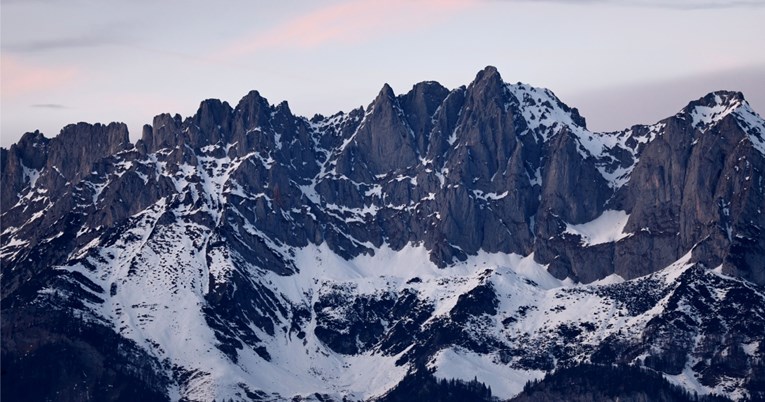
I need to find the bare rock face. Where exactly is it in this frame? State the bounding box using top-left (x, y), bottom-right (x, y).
top-left (47, 122), bottom-right (132, 182)
top-left (2, 68), bottom-right (765, 401)
top-left (606, 91), bottom-right (765, 285)
top-left (1, 123), bottom-right (130, 213)
top-left (336, 84), bottom-right (420, 182)
top-left (399, 81), bottom-right (450, 156)
top-left (447, 66), bottom-right (519, 185)
top-left (1, 131), bottom-right (49, 213)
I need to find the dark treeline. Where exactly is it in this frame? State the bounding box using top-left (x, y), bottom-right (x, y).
top-left (377, 367), bottom-right (496, 402)
top-left (510, 364), bottom-right (733, 402)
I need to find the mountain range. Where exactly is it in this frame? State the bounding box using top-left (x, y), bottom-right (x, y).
top-left (2, 66), bottom-right (764, 401)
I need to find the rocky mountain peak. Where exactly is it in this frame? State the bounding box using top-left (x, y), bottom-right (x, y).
top-left (376, 83), bottom-right (396, 102)
top-left (669, 90), bottom-right (765, 155)
top-left (175, 98), bottom-right (236, 151)
top-left (15, 129), bottom-right (49, 149)
top-left (0, 131), bottom-right (49, 212)
top-left (473, 65), bottom-right (502, 85)
top-left (334, 82), bottom-right (420, 180)
top-left (2, 68), bottom-right (765, 402)
top-left (466, 65), bottom-right (507, 106)
top-left (139, 113), bottom-right (180, 154)
top-left (275, 100), bottom-right (292, 116)
top-left (685, 90), bottom-right (746, 110)
top-left (195, 98), bottom-right (233, 132)
top-left (234, 89), bottom-right (272, 128)
top-left (9, 130), bottom-right (49, 169)
top-left (399, 81), bottom-right (450, 121)
top-left (47, 122), bottom-right (131, 181)
top-left (679, 90), bottom-right (748, 130)
top-left (367, 82), bottom-right (402, 117)
top-left (398, 81), bottom-right (450, 156)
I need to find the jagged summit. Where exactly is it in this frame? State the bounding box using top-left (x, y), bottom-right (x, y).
top-left (2, 67), bottom-right (765, 402)
top-left (673, 90), bottom-right (765, 154)
top-left (685, 89), bottom-right (746, 109)
top-left (7, 70), bottom-right (757, 156)
top-left (376, 82), bottom-right (396, 100)
top-left (681, 90), bottom-right (747, 127)
top-left (474, 65), bottom-right (502, 83)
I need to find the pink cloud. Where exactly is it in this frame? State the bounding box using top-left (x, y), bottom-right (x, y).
top-left (219, 0), bottom-right (475, 59)
top-left (1, 55), bottom-right (78, 98)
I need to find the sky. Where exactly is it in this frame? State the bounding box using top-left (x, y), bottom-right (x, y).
top-left (2, 0), bottom-right (764, 147)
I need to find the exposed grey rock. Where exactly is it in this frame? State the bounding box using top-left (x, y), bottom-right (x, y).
top-left (45, 122), bottom-right (132, 184)
top-left (0, 131), bottom-right (49, 213)
top-left (399, 80), bottom-right (450, 156)
top-left (336, 83), bottom-right (420, 182)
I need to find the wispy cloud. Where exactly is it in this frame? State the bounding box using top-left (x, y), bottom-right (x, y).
top-left (1, 55), bottom-right (78, 97)
top-left (7, 35), bottom-right (113, 53)
top-left (218, 0), bottom-right (474, 59)
top-left (30, 103), bottom-right (69, 109)
top-left (0, 0), bottom-right (57, 3)
top-left (3, 24), bottom-right (131, 53)
top-left (498, 0), bottom-right (765, 9)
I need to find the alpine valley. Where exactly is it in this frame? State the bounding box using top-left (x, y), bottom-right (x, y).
top-left (2, 67), bottom-right (765, 402)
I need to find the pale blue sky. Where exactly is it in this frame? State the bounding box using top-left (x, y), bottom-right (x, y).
top-left (2, 0), bottom-right (764, 146)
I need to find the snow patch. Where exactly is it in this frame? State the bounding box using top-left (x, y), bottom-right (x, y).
top-left (591, 273), bottom-right (625, 285)
top-left (665, 366), bottom-right (711, 398)
top-left (473, 190), bottom-right (509, 201)
top-left (690, 95), bottom-right (738, 129)
top-left (21, 163), bottom-right (41, 188)
top-left (564, 210), bottom-right (631, 246)
top-left (733, 102), bottom-right (765, 155)
top-left (431, 348), bottom-right (545, 400)
top-left (658, 250), bottom-right (695, 284)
